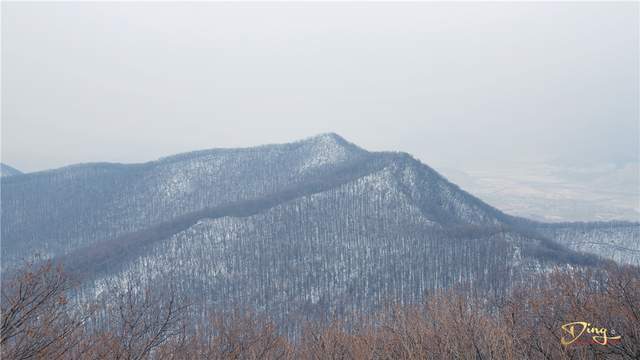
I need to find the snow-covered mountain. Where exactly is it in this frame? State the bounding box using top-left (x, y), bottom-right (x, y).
top-left (1, 134), bottom-right (369, 267)
top-left (1, 134), bottom-right (637, 322)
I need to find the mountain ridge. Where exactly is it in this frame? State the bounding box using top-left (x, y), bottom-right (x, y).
top-left (0, 133), bottom-right (364, 179)
top-left (53, 151), bottom-right (602, 279)
top-left (1, 134), bottom-right (638, 324)
top-left (2, 134), bottom-right (637, 268)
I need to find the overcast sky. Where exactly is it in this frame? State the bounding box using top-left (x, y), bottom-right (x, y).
top-left (2, 2), bottom-right (638, 173)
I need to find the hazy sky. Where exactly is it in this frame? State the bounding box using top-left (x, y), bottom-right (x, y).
top-left (2, 2), bottom-right (638, 173)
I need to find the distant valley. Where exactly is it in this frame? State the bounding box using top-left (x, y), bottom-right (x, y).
top-left (440, 161), bottom-right (639, 222)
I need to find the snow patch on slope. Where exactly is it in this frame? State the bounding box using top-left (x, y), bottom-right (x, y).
top-left (298, 134), bottom-right (359, 173)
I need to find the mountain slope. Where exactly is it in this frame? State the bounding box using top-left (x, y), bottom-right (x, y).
top-left (1, 134), bottom-right (369, 267)
top-left (3, 133), bottom-right (514, 268)
top-left (533, 221), bottom-right (640, 266)
top-left (1, 134), bottom-right (636, 323)
top-left (64, 150), bottom-right (600, 325)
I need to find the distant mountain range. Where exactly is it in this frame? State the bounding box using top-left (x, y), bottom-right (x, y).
top-left (0, 163), bottom-right (22, 177)
top-left (1, 134), bottom-right (638, 323)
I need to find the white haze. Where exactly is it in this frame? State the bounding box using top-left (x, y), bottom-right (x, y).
top-left (2, 2), bottom-right (638, 221)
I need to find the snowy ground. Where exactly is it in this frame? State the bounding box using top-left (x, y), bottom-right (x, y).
top-left (439, 161), bottom-right (639, 222)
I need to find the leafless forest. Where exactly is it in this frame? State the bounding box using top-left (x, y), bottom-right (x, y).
top-left (2, 137), bottom-right (639, 359)
top-left (2, 259), bottom-right (638, 359)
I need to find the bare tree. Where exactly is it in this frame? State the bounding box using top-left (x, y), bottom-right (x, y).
top-left (97, 280), bottom-right (187, 360)
top-left (1, 261), bottom-right (87, 360)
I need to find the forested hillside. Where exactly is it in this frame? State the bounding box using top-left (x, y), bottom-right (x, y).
top-left (534, 221), bottom-right (640, 266)
top-left (3, 260), bottom-right (639, 359)
top-left (1, 134), bottom-right (637, 328)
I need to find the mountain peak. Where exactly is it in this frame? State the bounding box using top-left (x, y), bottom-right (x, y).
top-left (302, 132), bottom-right (364, 153)
top-left (313, 132), bottom-right (345, 141)
top-left (303, 132), bottom-right (347, 145)
top-left (293, 133), bottom-right (368, 172)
